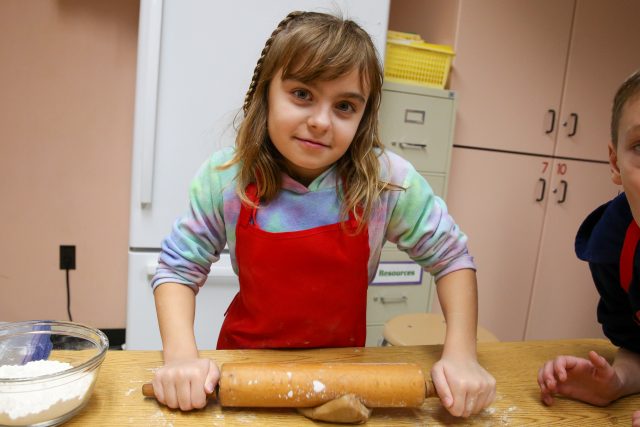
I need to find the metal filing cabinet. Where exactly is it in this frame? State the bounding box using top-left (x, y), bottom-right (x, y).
top-left (366, 81), bottom-right (456, 346)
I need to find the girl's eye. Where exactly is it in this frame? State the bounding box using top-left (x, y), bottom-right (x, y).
top-left (292, 89), bottom-right (311, 100)
top-left (336, 101), bottom-right (356, 113)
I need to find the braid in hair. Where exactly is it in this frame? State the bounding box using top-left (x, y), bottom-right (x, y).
top-left (242, 11), bottom-right (305, 114)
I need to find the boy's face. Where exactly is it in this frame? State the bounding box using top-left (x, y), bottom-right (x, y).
top-left (610, 94), bottom-right (640, 223)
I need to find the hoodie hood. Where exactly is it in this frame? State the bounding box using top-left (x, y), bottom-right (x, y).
top-left (575, 193), bottom-right (631, 264)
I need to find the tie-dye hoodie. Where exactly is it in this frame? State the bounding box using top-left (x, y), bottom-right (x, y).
top-left (152, 147), bottom-right (475, 292)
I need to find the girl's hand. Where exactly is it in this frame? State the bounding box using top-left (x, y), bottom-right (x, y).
top-left (537, 351), bottom-right (623, 406)
top-left (632, 409), bottom-right (640, 427)
top-left (431, 355), bottom-right (496, 417)
top-left (152, 358), bottom-right (220, 411)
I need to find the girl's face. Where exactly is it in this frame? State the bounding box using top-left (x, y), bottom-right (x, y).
top-left (267, 68), bottom-right (369, 185)
top-left (610, 94), bottom-right (640, 223)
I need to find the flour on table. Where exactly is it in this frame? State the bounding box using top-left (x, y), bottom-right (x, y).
top-left (501, 406), bottom-right (517, 425)
top-left (236, 413), bottom-right (257, 424)
top-left (0, 360), bottom-right (94, 425)
top-left (150, 409), bottom-right (175, 427)
top-left (483, 407), bottom-right (496, 415)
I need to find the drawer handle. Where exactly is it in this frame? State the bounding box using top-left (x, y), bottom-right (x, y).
top-left (404, 109), bottom-right (425, 124)
top-left (391, 142), bottom-right (427, 150)
top-left (553, 179), bottom-right (568, 204)
top-left (374, 296), bottom-right (408, 304)
top-left (545, 109), bottom-right (556, 134)
top-left (563, 113), bottom-right (578, 137)
top-left (536, 178), bottom-right (546, 202)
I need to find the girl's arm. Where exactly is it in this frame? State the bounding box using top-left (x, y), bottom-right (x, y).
top-left (155, 282), bottom-right (199, 360)
top-left (380, 158), bottom-right (494, 415)
top-left (431, 268), bottom-right (496, 417)
top-left (151, 283), bottom-right (220, 411)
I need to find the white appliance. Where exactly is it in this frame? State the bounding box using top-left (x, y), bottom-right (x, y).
top-left (125, 0), bottom-right (390, 350)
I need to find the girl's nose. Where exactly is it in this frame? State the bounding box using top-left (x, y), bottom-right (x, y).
top-left (307, 105), bottom-right (331, 132)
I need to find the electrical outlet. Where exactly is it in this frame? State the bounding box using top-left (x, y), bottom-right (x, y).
top-left (59, 245), bottom-right (76, 270)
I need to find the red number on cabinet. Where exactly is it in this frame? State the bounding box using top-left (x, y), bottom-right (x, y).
top-left (556, 163), bottom-right (567, 175)
top-left (541, 161), bottom-right (549, 173)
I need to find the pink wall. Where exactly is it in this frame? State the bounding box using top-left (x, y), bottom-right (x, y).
top-left (0, 0), bottom-right (139, 328)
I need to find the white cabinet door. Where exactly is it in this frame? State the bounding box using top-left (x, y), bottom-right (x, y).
top-left (445, 147), bottom-right (552, 340)
top-left (554, 0), bottom-right (640, 162)
top-left (451, 0), bottom-right (575, 155)
top-left (525, 160), bottom-right (620, 339)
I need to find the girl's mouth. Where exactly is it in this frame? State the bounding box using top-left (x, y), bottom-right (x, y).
top-left (295, 137), bottom-right (328, 148)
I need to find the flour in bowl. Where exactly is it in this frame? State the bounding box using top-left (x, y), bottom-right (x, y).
top-left (0, 359), bottom-right (95, 425)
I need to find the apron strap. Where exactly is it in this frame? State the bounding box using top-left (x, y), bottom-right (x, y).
top-left (620, 219), bottom-right (640, 293)
top-left (341, 176), bottom-right (364, 231)
top-left (346, 206), bottom-right (363, 230)
top-left (238, 183), bottom-right (260, 227)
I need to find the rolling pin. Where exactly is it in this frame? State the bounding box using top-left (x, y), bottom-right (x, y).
top-left (142, 362), bottom-right (437, 408)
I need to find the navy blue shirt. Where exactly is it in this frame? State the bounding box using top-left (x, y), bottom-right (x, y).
top-left (576, 192), bottom-right (640, 354)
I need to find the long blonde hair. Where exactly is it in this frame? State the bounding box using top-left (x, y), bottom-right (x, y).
top-left (222, 11), bottom-right (387, 232)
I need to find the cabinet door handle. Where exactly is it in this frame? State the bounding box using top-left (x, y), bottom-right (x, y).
top-left (564, 113), bottom-right (579, 137)
top-left (374, 296), bottom-right (408, 304)
top-left (555, 179), bottom-right (568, 203)
top-left (392, 142), bottom-right (427, 150)
top-left (545, 109), bottom-right (556, 134)
top-left (536, 178), bottom-right (546, 202)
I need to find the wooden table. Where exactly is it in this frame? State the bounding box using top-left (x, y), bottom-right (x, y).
top-left (67, 339), bottom-right (639, 426)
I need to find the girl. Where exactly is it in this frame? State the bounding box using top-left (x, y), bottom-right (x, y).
top-left (151, 11), bottom-right (496, 418)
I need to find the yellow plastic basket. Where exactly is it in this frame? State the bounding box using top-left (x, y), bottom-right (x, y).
top-left (386, 30), bottom-right (423, 41)
top-left (384, 36), bottom-right (455, 89)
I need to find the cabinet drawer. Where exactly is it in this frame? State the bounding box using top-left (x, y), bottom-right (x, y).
top-left (380, 89), bottom-right (454, 173)
top-left (365, 324), bottom-right (385, 347)
top-left (367, 249), bottom-right (432, 325)
top-left (366, 283), bottom-right (430, 325)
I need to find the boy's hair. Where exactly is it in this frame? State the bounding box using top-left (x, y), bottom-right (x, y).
top-left (222, 11), bottom-right (386, 232)
top-left (612, 70), bottom-right (640, 147)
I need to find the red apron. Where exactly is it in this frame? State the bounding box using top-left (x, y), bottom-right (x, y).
top-left (217, 183), bottom-right (370, 349)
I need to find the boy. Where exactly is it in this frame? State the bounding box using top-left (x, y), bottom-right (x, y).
top-left (537, 70), bottom-right (640, 426)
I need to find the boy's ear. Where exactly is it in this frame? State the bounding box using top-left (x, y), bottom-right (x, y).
top-left (608, 142), bottom-right (622, 185)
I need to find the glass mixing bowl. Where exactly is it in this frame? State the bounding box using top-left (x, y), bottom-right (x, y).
top-left (0, 320), bottom-right (108, 427)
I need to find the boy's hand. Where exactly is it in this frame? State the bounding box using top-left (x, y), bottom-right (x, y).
top-left (537, 351), bottom-right (623, 406)
top-left (633, 410), bottom-right (640, 427)
top-left (431, 355), bottom-right (496, 418)
top-left (152, 358), bottom-right (220, 410)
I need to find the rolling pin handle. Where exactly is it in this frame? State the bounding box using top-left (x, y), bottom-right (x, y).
top-left (142, 383), bottom-right (154, 397)
top-left (425, 379), bottom-right (438, 398)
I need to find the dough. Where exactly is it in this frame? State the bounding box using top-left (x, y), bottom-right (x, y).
top-left (297, 394), bottom-right (372, 424)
